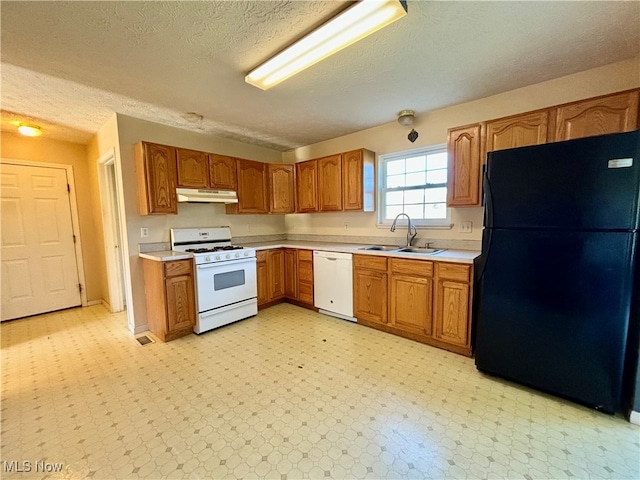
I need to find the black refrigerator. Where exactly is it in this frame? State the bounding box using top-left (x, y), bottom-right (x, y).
top-left (474, 130), bottom-right (640, 414)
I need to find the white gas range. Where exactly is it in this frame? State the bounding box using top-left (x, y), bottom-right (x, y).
top-left (171, 227), bottom-right (257, 334)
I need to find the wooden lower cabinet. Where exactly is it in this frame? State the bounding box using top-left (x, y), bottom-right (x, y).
top-left (433, 263), bottom-right (472, 351)
top-left (284, 249), bottom-right (298, 299)
top-left (257, 248), bottom-right (314, 309)
top-left (142, 259), bottom-right (195, 342)
top-left (353, 255), bottom-right (473, 356)
top-left (257, 249), bottom-right (284, 307)
top-left (388, 259), bottom-right (433, 336)
top-left (353, 255), bottom-right (388, 325)
top-left (297, 249), bottom-right (314, 307)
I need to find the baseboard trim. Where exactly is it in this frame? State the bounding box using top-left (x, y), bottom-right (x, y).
top-left (630, 410), bottom-right (640, 425)
top-left (133, 324), bottom-right (149, 335)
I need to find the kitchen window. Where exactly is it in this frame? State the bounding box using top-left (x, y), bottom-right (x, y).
top-left (377, 144), bottom-right (451, 228)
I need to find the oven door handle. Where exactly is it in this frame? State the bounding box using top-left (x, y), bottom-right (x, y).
top-left (196, 257), bottom-right (257, 270)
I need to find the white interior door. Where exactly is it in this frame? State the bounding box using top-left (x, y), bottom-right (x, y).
top-left (1, 163), bottom-right (81, 321)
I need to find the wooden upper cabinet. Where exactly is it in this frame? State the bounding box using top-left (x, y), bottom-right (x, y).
top-left (135, 141), bottom-right (177, 215)
top-left (553, 90), bottom-right (640, 141)
top-left (317, 154), bottom-right (343, 211)
top-left (176, 148), bottom-right (209, 188)
top-left (209, 154), bottom-right (237, 190)
top-left (447, 124), bottom-right (482, 207)
top-left (342, 149), bottom-right (375, 212)
top-left (485, 110), bottom-right (550, 153)
top-left (227, 159), bottom-right (269, 214)
top-left (296, 160), bottom-right (318, 213)
top-left (269, 164), bottom-right (295, 214)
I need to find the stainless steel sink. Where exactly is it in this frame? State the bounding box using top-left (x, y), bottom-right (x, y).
top-left (358, 245), bottom-right (445, 255)
top-left (394, 247), bottom-right (444, 254)
top-left (357, 245), bottom-right (401, 251)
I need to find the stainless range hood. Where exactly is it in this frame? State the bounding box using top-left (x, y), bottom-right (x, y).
top-left (176, 188), bottom-right (238, 204)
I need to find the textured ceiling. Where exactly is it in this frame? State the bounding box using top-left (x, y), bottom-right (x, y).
top-left (1, 1), bottom-right (639, 151)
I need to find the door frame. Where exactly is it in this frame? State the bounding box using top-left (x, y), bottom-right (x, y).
top-left (0, 159), bottom-right (88, 307)
top-left (97, 149), bottom-right (126, 312)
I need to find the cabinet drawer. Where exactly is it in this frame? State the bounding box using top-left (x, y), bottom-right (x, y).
top-left (353, 254), bottom-right (388, 272)
top-left (436, 263), bottom-right (470, 282)
top-left (256, 250), bottom-right (267, 263)
top-left (299, 261), bottom-right (313, 283)
top-left (164, 260), bottom-right (192, 277)
top-left (390, 258), bottom-right (433, 277)
top-left (299, 282), bottom-right (314, 304)
top-left (298, 249), bottom-right (313, 262)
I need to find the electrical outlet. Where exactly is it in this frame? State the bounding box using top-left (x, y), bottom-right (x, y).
top-left (247, 224), bottom-right (251, 232)
top-left (140, 227), bottom-right (149, 238)
top-left (344, 222), bottom-right (349, 230)
top-left (460, 221), bottom-right (473, 233)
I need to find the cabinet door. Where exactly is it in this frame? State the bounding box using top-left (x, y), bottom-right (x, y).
top-left (269, 164), bottom-right (295, 213)
top-left (284, 249), bottom-right (298, 299)
top-left (317, 154), bottom-right (343, 211)
top-left (268, 249), bottom-right (285, 300)
top-left (236, 159), bottom-right (269, 213)
top-left (554, 90), bottom-right (640, 141)
top-left (176, 148), bottom-right (209, 188)
top-left (353, 268), bottom-right (387, 324)
top-left (343, 149), bottom-right (375, 212)
top-left (446, 124), bottom-right (482, 207)
top-left (135, 142), bottom-right (177, 214)
top-left (486, 110), bottom-right (549, 153)
top-left (257, 252), bottom-right (269, 306)
top-left (209, 154), bottom-right (237, 190)
top-left (297, 250), bottom-right (314, 306)
top-left (296, 160), bottom-right (318, 212)
top-left (165, 274), bottom-right (195, 333)
top-left (433, 279), bottom-right (470, 347)
top-left (389, 274), bottom-right (433, 335)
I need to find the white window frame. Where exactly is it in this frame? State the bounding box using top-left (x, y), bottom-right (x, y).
top-left (377, 144), bottom-right (452, 229)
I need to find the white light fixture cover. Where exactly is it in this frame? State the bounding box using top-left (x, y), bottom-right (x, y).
top-left (246, 0), bottom-right (408, 90)
top-left (17, 124), bottom-right (42, 136)
top-left (397, 109), bottom-right (415, 126)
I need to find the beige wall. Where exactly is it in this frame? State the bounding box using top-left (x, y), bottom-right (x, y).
top-left (283, 57), bottom-right (640, 243)
top-left (87, 114), bottom-right (124, 316)
top-left (114, 114), bottom-right (286, 331)
top-left (1, 131), bottom-right (104, 304)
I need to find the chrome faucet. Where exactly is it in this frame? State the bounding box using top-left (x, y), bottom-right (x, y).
top-left (390, 213), bottom-right (417, 247)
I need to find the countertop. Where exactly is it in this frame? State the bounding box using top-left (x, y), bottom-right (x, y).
top-left (139, 250), bottom-right (193, 262)
top-left (139, 241), bottom-right (480, 264)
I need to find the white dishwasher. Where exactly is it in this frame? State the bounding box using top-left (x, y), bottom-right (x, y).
top-left (313, 251), bottom-right (356, 322)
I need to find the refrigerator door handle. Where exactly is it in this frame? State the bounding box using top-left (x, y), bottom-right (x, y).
top-left (478, 168), bottom-right (494, 281)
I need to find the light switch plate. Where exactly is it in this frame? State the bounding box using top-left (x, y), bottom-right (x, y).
top-left (460, 221), bottom-right (473, 233)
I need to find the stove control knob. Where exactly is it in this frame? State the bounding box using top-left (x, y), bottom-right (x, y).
top-left (205, 255), bottom-right (211, 262)
top-left (235, 253), bottom-right (240, 258)
top-left (244, 252), bottom-right (249, 257)
top-left (225, 253), bottom-right (231, 259)
top-left (215, 255), bottom-right (221, 261)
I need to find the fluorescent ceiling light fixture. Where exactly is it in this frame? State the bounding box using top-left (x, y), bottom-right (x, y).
top-left (246, 0), bottom-right (408, 90)
top-left (17, 123), bottom-right (42, 136)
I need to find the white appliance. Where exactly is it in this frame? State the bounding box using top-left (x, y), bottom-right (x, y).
top-left (313, 251), bottom-right (356, 322)
top-left (170, 227), bottom-right (257, 334)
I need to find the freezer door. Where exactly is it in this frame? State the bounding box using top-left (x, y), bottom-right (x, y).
top-left (475, 229), bottom-right (636, 413)
top-left (485, 130), bottom-right (640, 231)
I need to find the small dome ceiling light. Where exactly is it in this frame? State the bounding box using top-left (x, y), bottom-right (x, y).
top-left (397, 110), bottom-right (415, 126)
top-left (18, 123), bottom-right (42, 137)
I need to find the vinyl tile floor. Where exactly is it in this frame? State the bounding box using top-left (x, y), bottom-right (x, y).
top-left (1, 303), bottom-right (639, 479)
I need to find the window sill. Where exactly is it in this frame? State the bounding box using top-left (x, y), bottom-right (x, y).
top-left (376, 223), bottom-right (453, 230)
